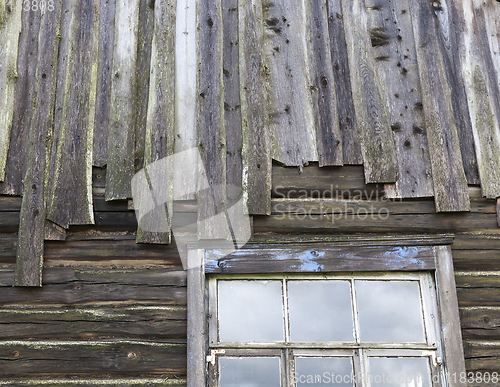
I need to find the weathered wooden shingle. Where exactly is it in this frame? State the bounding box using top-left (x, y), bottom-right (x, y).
top-left (437, 0), bottom-right (480, 186)
top-left (105, 0), bottom-right (141, 200)
top-left (223, 0), bottom-right (243, 204)
top-left (308, 0), bottom-right (343, 166)
top-left (93, 0), bottom-right (116, 168)
top-left (0, 0), bottom-right (22, 181)
top-left (239, 0), bottom-right (272, 215)
top-left (14, 4), bottom-right (63, 286)
top-left (198, 0), bottom-right (231, 239)
top-left (0, 7), bottom-right (40, 196)
top-left (136, 0), bottom-right (177, 244)
top-left (341, 0), bottom-right (399, 184)
top-left (326, 0), bottom-right (362, 165)
top-left (364, 0), bottom-right (433, 199)
top-left (46, 0), bottom-right (98, 229)
top-left (455, 0), bottom-right (500, 199)
top-left (409, 0), bottom-right (470, 212)
top-left (263, 0), bottom-right (319, 166)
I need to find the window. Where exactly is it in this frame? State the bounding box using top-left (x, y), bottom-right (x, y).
top-left (186, 240), bottom-right (466, 387)
top-left (207, 273), bottom-right (443, 387)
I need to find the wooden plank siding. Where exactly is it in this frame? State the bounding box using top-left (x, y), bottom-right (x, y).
top-left (408, 0), bottom-right (470, 212)
top-left (46, 0), bottom-right (98, 229)
top-left (341, 0), bottom-right (398, 183)
top-left (105, 0), bottom-right (141, 201)
top-left (14, 4), bottom-right (63, 286)
top-left (0, 0), bottom-right (22, 180)
top-left (136, 0), bottom-right (176, 244)
top-left (1, 0), bottom-right (500, 381)
top-left (455, 0), bottom-right (500, 199)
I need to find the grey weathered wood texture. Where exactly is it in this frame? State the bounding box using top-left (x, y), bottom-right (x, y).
top-left (308, 0), bottom-right (342, 167)
top-left (93, 0), bottom-right (116, 168)
top-left (223, 0), bottom-right (243, 201)
top-left (262, 0), bottom-right (318, 166)
top-left (14, 4), bottom-right (63, 287)
top-left (341, 0), bottom-right (398, 184)
top-left (325, 0), bottom-right (361, 165)
top-left (136, 0), bottom-right (176, 244)
top-left (364, 0), bottom-right (433, 198)
top-left (187, 249), bottom-right (206, 387)
top-left (205, 245), bottom-right (436, 274)
top-left (198, 0), bottom-right (230, 240)
top-left (434, 245), bottom-right (467, 387)
top-left (134, 0), bottom-right (155, 161)
top-left (436, 0), bottom-right (479, 186)
top-left (46, 0), bottom-right (98, 229)
top-left (0, 0), bottom-right (22, 180)
top-left (455, 0), bottom-right (500, 199)
top-left (0, 7), bottom-right (41, 196)
top-left (105, 0), bottom-right (140, 200)
top-left (408, 0), bottom-right (470, 212)
top-left (239, 0), bottom-right (272, 215)
top-left (0, 340), bottom-right (186, 376)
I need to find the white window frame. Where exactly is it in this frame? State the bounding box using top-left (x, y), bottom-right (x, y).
top-left (186, 236), bottom-right (466, 387)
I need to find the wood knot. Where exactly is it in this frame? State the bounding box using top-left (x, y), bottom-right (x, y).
top-left (404, 139), bottom-right (411, 148)
top-left (207, 18), bottom-right (213, 28)
top-left (12, 351), bottom-right (19, 357)
top-left (482, 316), bottom-right (490, 323)
top-left (320, 75), bottom-right (328, 88)
top-left (127, 352), bottom-right (137, 359)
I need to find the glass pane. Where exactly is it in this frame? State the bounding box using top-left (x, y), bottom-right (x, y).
top-left (356, 281), bottom-right (426, 343)
top-left (288, 280), bottom-right (354, 342)
top-left (368, 357), bottom-right (432, 387)
top-left (218, 280), bottom-right (284, 342)
top-left (295, 357), bottom-right (354, 387)
top-left (219, 357), bottom-right (281, 387)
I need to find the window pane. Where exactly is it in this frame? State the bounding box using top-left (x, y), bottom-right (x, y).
top-left (368, 357), bottom-right (432, 387)
top-left (288, 280), bottom-right (354, 342)
top-left (218, 280), bottom-right (284, 342)
top-left (295, 357), bottom-right (354, 387)
top-left (219, 357), bottom-right (281, 387)
top-left (356, 281), bottom-right (426, 343)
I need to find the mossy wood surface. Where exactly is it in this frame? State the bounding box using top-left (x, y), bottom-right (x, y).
top-left (14, 4), bottom-right (63, 287)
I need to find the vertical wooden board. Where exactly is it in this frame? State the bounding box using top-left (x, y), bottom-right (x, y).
top-left (187, 249), bottom-right (206, 387)
top-left (363, 0), bottom-right (433, 198)
top-left (198, 0), bottom-right (230, 239)
top-left (239, 0), bottom-right (272, 215)
top-left (262, 0), bottom-right (318, 166)
top-left (435, 0), bottom-right (479, 186)
top-left (0, 7), bottom-right (41, 196)
top-left (46, 0), bottom-right (98, 229)
top-left (173, 0), bottom-right (198, 201)
top-left (308, 0), bottom-right (342, 167)
top-left (136, 0), bottom-right (176, 244)
top-left (456, 0), bottom-right (500, 199)
top-left (0, 0), bottom-right (22, 180)
top-left (325, 0), bottom-right (361, 165)
top-left (14, 3), bottom-right (63, 287)
top-left (408, 0), bottom-right (470, 212)
top-left (223, 0), bottom-right (243, 202)
top-left (434, 246), bottom-right (467, 387)
top-left (341, 0), bottom-right (398, 184)
top-left (134, 0), bottom-right (155, 164)
top-left (105, 0), bottom-right (140, 200)
top-left (93, 0), bottom-right (116, 168)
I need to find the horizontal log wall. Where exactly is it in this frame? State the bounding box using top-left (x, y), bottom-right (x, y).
top-left (0, 267), bottom-right (186, 384)
top-left (2, 165), bottom-right (500, 380)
